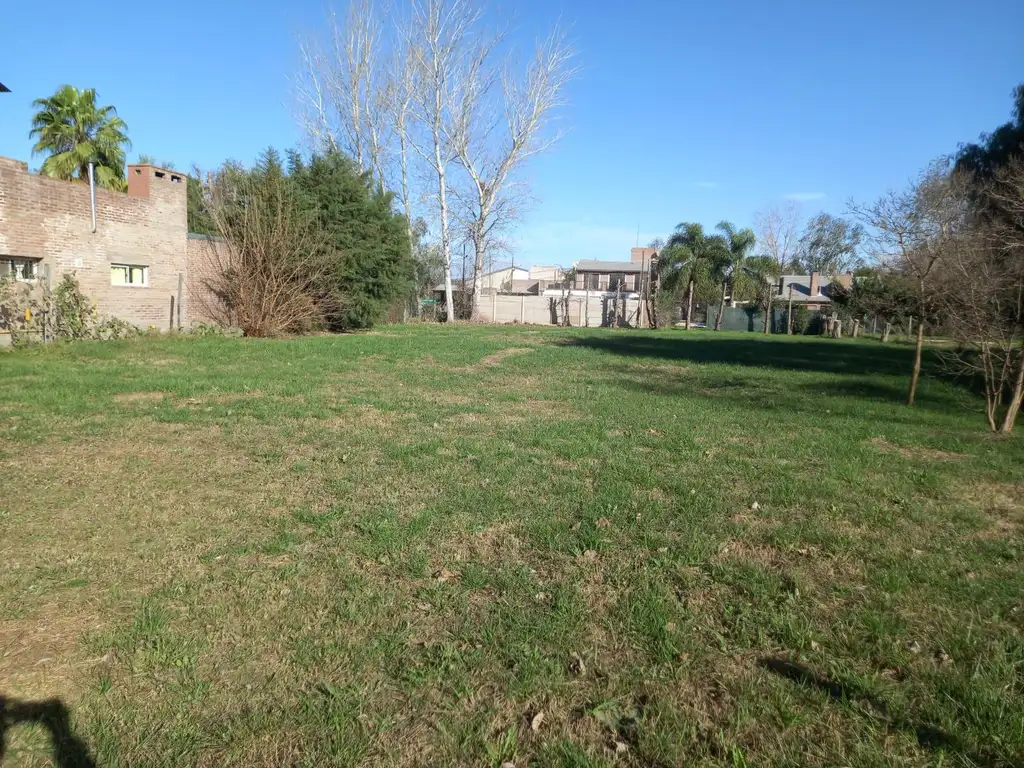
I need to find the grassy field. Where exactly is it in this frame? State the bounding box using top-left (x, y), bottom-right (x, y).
top-left (1, 325), bottom-right (1023, 767)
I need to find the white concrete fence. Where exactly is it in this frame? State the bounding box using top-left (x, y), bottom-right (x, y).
top-left (478, 293), bottom-right (647, 327)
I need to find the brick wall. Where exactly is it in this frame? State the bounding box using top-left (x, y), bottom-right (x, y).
top-left (0, 157), bottom-right (191, 330)
top-left (185, 234), bottom-right (233, 325)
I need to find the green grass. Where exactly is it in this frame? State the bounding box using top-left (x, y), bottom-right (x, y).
top-left (1, 325), bottom-right (1022, 766)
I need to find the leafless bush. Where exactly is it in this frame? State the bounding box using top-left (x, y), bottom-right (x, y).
top-left (936, 160), bottom-right (1024, 432)
top-left (202, 168), bottom-right (339, 337)
top-left (848, 158), bottom-right (969, 405)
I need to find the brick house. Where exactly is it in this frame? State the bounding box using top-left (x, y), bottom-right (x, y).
top-left (0, 155), bottom-right (223, 336)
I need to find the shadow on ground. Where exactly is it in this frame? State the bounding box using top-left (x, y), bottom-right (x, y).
top-left (0, 696), bottom-right (95, 768)
top-left (559, 333), bottom-right (918, 378)
top-left (758, 658), bottom-right (1003, 767)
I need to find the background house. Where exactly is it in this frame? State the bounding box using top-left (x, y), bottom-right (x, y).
top-left (541, 247), bottom-right (657, 298)
top-left (777, 270), bottom-right (853, 310)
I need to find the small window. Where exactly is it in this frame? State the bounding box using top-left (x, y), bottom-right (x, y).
top-left (4, 257), bottom-right (40, 282)
top-left (581, 273), bottom-right (599, 290)
top-left (111, 264), bottom-right (148, 287)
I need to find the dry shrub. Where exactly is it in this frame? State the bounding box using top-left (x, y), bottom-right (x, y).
top-left (201, 165), bottom-right (341, 337)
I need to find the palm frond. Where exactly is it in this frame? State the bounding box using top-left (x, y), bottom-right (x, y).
top-left (29, 84), bottom-right (129, 187)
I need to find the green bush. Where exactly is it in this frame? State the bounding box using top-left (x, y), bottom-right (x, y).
top-left (789, 305), bottom-right (811, 335)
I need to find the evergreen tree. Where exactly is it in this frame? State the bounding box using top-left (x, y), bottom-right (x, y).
top-left (291, 152), bottom-right (414, 329)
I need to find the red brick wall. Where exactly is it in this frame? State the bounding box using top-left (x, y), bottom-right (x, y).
top-left (0, 157), bottom-right (190, 330)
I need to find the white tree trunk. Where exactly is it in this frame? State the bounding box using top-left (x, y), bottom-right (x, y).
top-left (438, 164), bottom-right (455, 323)
top-left (471, 229), bottom-right (485, 321)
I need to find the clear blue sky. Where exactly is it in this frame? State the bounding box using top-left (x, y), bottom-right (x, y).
top-left (1, 0), bottom-right (1021, 266)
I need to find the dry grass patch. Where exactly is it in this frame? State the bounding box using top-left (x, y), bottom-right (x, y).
top-left (447, 521), bottom-right (527, 567)
top-left (459, 347), bottom-right (536, 371)
top-left (0, 421), bottom-right (303, 698)
top-left (179, 390), bottom-right (265, 406)
top-left (112, 391), bottom-right (165, 404)
top-left (868, 436), bottom-right (965, 462)
top-left (715, 539), bottom-right (787, 569)
top-left (959, 481), bottom-right (1024, 539)
top-left (0, 604), bottom-right (107, 699)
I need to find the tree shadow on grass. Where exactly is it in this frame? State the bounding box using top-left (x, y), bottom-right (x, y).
top-left (0, 696), bottom-right (95, 767)
top-left (757, 658), bottom-right (1004, 767)
top-left (559, 333), bottom-right (921, 378)
top-left (604, 362), bottom-right (965, 424)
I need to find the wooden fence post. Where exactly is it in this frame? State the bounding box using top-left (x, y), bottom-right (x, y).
top-left (521, 294), bottom-right (526, 324)
top-left (169, 296), bottom-right (175, 331)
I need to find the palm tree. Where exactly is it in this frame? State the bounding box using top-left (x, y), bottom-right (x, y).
top-left (712, 221), bottom-right (757, 331)
top-left (30, 85), bottom-right (130, 191)
top-left (659, 222), bottom-right (728, 329)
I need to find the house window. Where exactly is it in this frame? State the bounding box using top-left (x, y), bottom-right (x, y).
top-left (581, 273), bottom-right (599, 290)
top-left (111, 264), bottom-right (148, 287)
top-left (4, 257), bottom-right (40, 282)
top-left (608, 272), bottom-right (627, 291)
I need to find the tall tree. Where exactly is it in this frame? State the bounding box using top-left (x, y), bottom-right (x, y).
top-left (450, 27), bottom-right (577, 319)
top-left (30, 85), bottom-right (130, 191)
top-left (660, 222), bottom-right (727, 330)
top-left (291, 152), bottom-right (414, 329)
top-left (712, 221), bottom-right (756, 331)
top-left (294, 0), bottom-right (574, 325)
top-left (849, 158), bottom-right (967, 406)
top-left (937, 156), bottom-right (1024, 432)
top-left (755, 202), bottom-right (801, 275)
top-left (407, 0), bottom-right (487, 323)
top-left (956, 83), bottom-right (1024, 181)
top-left (795, 212), bottom-right (864, 274)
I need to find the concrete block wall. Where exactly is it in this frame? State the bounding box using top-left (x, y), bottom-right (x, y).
top-left (0, 157), bottom-right (190, 330)
top-left (478, 294), bottom-right (645, 327)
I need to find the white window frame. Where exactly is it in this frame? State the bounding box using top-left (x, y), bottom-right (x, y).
top-left (111, 263), bottom-right (149, 288)
top-left (4, 257), bottom-right (40, 282)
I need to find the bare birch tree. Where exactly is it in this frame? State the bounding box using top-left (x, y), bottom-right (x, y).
top-left (450, 27), bottom-right (577, 319)
top-left (384, 19), bottom-right (419, 238)
top-left (295, 0), bottom-right (575, 325)
top-left (402, 0), bottom-right (490, 323)
top-left (755, 201), bottom-right (801, 274)
top-left (294, 0), bottom-right (388, 181)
